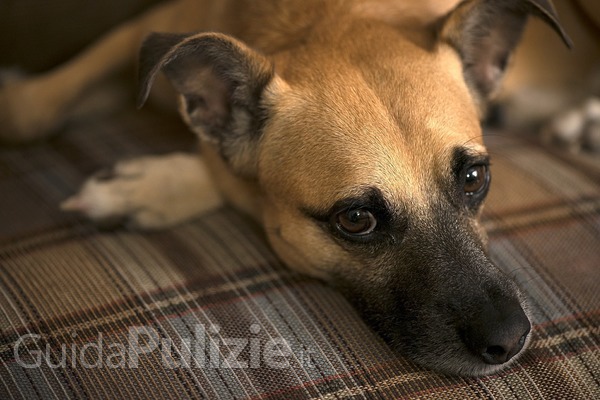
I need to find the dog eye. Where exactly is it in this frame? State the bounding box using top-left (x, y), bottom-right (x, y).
top-left (333, 208), bottom-right (377, 236)
top-left (463, 164), bottom-right (489, 196)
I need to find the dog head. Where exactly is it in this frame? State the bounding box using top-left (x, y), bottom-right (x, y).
top-left (138, 0), bottom-right (569, 376)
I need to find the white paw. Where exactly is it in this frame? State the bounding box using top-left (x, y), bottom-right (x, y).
top-left (62, 153), bottom-right (222, 229)
top-left (542, 97), bottom-right (600, 154)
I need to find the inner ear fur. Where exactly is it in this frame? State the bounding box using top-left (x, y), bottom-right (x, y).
top-left (137, 32), bottom-right (276, 176)
top-left (440, 0), bottom-right (572, 113)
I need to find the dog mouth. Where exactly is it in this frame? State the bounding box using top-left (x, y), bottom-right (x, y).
top-left (394, 297), bottom-right (532, 377)
top-left (328, 217), bottom-right (532, 377)
top-left (344, 282), bottom-right (533, 377)
top-left (393, 327), bottom-right (532, 378)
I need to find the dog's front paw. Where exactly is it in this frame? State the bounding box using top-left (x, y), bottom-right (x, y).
top-left (62, 154), bottom-right (222, 229)
top-left (542, 97), bottom-right (600, 154)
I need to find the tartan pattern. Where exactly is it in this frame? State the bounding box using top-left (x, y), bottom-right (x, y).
top-left (0, 111), bottom-right (599, 399)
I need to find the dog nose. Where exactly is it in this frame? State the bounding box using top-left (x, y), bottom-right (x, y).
top-left (480, 322), bottom-right (530, 365)
top-left (463, 300), bottom-right (531, 365)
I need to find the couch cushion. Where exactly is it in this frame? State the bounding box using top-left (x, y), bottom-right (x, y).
top-left (1, 110), bottom-right (599, 399)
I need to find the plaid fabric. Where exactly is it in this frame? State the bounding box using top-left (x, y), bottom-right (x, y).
top-left (0, 110), bottom-right (599, 399)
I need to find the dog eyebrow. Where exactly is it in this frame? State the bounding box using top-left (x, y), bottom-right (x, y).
top-left (452, 147), bottom-right (490, 176)
top-left (302, 187), bottom-right (392, 223)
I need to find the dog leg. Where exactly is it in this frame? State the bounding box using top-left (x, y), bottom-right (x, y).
top-left (62, 153), bottom-right (222, 229)
top-left (542, 97), bottom-right (600, 154)
top-left (0, 0), bottom-right (187, 142)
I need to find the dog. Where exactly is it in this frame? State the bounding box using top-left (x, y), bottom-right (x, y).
top-left (0, 0), bottom-right (572, 376)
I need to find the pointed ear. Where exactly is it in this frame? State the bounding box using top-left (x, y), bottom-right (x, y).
top-left (137, 32), bottom-right (279, 176)
top-left (440, 0), bottom-right (572, 112)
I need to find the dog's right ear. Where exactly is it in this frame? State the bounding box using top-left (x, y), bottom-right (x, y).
top-left (137, 32), bottom-right (282, 177)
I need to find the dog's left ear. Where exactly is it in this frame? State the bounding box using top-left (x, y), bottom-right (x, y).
top-left (137, 32), bottom-right (280, 176)
top-left (440, 0), bottom-right (572, 112)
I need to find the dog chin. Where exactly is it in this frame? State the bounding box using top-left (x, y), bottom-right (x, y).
top-left (390, 331), bottom-right (532, 377)
top-left (416, 350), bottom-right (526, 377)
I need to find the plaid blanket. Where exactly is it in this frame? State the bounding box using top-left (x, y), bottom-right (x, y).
top-left (1, 110), bottom-right (599, 399)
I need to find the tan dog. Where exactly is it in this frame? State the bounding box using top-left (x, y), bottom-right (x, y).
top-left (0, 0), bottom-right (571, 376)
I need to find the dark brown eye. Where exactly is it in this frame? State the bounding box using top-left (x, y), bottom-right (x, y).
top-left (464, 164), bottom-right (489, 195)
top-left (335, 208), bottom-right (377, 236)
